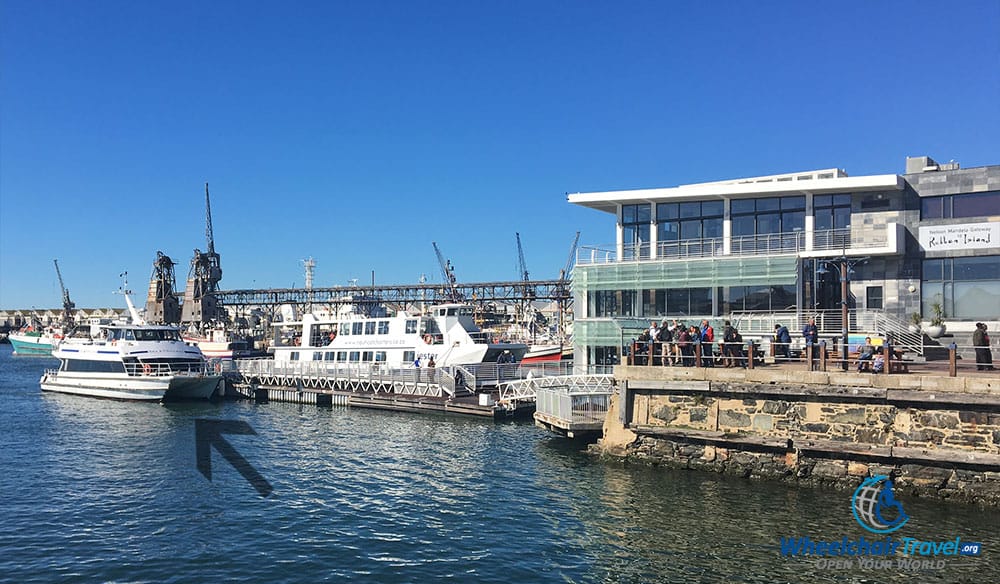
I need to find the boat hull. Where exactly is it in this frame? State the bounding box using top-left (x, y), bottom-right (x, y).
top-left (39, 371), bottom-right (222, 402)
top-left (9, 333), bottom-right (55, 356)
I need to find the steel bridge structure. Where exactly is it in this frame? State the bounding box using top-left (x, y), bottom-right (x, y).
top-left (215, 278), bottom-right (572, 316)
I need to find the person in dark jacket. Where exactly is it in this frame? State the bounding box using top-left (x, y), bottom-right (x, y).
top-left (774, 324), bottom-right (791, 361)
top-left (973, 323), bottom-right (995, 371)
top-left (803, 318), bottom-right (819, 369)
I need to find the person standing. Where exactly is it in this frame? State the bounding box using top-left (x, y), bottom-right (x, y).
top-left (428, 357), bottom-right (437, 382)
top-left (700, 320), bottom-right (715, 367)
top-left (414, 356), bottom-right (421, 382)
top-left (803, 318), bottom-right (819, 369)
top-left (773, 323), bottom-right (791, 361)
top-left (973, 323), bottom-right (995, 371)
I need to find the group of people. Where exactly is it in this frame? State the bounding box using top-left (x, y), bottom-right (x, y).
top-left (635, 319), bottom-right (748, 367)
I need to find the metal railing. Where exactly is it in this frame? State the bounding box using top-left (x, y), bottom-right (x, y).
top-left (577, 228), bottom-right (882, 265)
top-left (124, 361), bottom-right (208, 377)
top-left (535, 386), bottom-right (612, 427)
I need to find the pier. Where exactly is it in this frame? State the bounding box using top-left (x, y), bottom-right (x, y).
top-left (221, 359), bottom-right (596, 420)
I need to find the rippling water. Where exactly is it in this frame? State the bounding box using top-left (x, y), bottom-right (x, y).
top-left (2, 346), bottom-right (998, 583)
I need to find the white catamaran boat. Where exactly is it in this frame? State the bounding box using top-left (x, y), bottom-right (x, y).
top-left (39, 288), bottom-right (222, 402)
top-left (270, 303), bottom-right (528, 368)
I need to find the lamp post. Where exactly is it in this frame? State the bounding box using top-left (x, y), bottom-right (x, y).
top-left (816, 255), bottom-right (869, 370)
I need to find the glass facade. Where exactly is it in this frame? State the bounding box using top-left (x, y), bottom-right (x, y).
top-left (622, 204), bottom-right (650, 260)
top-left (921, 190), bottom-right (1000, 220)
top-left (731, 196), bottom-right (806, 237)
top-left (921, 255), bottom-right (1000, 320)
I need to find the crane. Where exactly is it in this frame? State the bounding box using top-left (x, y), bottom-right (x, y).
top-left (431, 242), bottom-right (461, 302)
top-left (53, 259), bottom-right (75, 324)
top-left (558, 231), bottom-right (581, 281)
top-left (515, 232), bottom-right (529, 282)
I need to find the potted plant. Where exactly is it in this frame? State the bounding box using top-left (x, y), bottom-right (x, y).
top-left (925, 302), bottom-right (946, 338)
top-left (908, 312), bottom-right (922, 334)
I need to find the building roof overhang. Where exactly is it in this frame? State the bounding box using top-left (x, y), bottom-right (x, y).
top-left (567, 173), bottom-right (905, 214)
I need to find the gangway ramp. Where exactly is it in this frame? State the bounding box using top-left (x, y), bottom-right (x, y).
top-left (498, 373), bottom-right (614, 438)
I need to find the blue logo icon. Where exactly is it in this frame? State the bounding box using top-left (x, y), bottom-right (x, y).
top-left (852, 475), bottom-right (909, 534)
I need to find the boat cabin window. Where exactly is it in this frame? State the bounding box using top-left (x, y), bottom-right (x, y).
top-left (124, 329), bottom-right (136, 341)
top-left (313, 352), bottom-right (323, 361)
top-left (290, 352), bottom-right (300, 361)
top-left (375, 351), bottom-right (386, 362)
top-left (403, 350), bottom-right (415, 363)
top-left (349, 351), bottom-right (360, 362)
top-left (324, 352), bottom-right (335, 361)
top-left (340, 323), bottom-right (351, 336)
top-left (105, 329), bottom-right (122, 341)
top-left (362, 351), bottom-right (373, 362)
top-left (132, 329), bottom-right (181, 341)
top-left (405, 320), bottom-right (417, 334)
top-left (337, 351), bottom-right (347, 361)
top-left (352, 322), bottom-right (363, 335)
top-left (377, 321), bottom-right (390, 335)
top-left (364, 322), bottom-right (376, 335)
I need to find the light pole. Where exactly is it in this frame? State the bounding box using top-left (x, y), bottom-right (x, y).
top-left (816, 255), bottom-right (869, 370)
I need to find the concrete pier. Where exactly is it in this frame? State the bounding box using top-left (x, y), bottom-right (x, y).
top-left (596, 365), bottom-right (1000, 505)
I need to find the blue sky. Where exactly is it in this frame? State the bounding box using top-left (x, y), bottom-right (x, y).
top-left (2, 1), bottom-right (998, 309)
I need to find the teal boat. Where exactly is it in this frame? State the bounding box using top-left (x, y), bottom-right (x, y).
top-left (8, 328), bottom-right (58, 356)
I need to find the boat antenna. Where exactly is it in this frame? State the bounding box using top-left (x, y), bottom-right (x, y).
top-left (117, 271), bottom-right (145, 325)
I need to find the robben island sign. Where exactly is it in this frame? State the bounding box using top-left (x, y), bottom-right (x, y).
top-left (919, 221), bottom-right (999, 252)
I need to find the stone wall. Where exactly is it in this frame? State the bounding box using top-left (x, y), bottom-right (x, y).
top-left (595, 366), bottom-right (1000, 505)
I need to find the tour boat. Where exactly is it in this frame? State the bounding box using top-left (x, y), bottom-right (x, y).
top-left (39, 290), bottom-right (221, 402)
top-left (521, 344), bottom-right (573, 364)
top-left (183, 327), bottom-right (256, 359)
top-left (269, 302), bottom-right (529, 368)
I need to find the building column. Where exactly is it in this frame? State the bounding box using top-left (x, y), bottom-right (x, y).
top-left (805, 193), bottom-right (814, 252)
top-left (616, 205), bottom-right (624, 261)
top-left (723, 199), bottom-right (732, 255)
top-left (649, 216), bottom-right (658, 259)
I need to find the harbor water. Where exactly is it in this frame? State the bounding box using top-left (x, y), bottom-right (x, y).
top-left (1, 346), bottom-right (998, 583)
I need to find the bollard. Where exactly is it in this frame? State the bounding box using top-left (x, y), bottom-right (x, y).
top-left (885, 343), bottom-right (893, 375)
top-left (819, 341), bottom-right (828, 371)
top-left (806, 343), bottom-right (813, 371)
top-left (949, 343), bottom-right (957, 377)
top-left (746, 341), bottom-right (755, 370)
top-left (695, 343), bottom-right (702, 368)
top-left (649, 341), bottom-right (656, 367)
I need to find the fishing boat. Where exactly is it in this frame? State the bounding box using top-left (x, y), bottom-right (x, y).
top-left (8, 325), bottom-right (62, 356)
top-left (270, 302), bottom-right (528, 368)
top-left (39, 287), bottom-right (221, 402)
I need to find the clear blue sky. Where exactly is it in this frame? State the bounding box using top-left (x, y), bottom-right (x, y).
top-left (2, 1), bottom-right (998, 309)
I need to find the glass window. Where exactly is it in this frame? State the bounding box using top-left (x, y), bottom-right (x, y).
top-left (732, 215), bottom-right (756, 237)
top-left (679, 202), bottom-right (701, 218)
top-left (702, 200), bottom-right (724, 216)
top-left (378, 321), bottom-right (390, 334)
top-left (782, 211), bottom-right (805, 232)
top-left (954, 256), bottom-right (1000, 281)
top-left (337, 351), bottom-right (347, 361)
top-left (405, 320), bottom-right (417, 334)
top-left (375, 351), bottom-right (386, 362)
top-left (866, 286), bottom-right (884, 310)
top-left (657, 203), bottom-right (679, 220)
top-left (362, 351), bottom-right (373, 362)
top-left (290, 352), bottom-right (299, 361)
top-left (364, 321), bottom-right (376, 335)
top-left (313, 352), bottom-right (322, 361)
top-left (349, 351), bottom-right (360, 362)
top-left (954, 191), bottom-right (1000, 218)
top-left (756, 198), bottom-right (780, 212)
top-left (352, 322), bottom-right (363, 335)
top-left (657, 221), bottom-right (679, 242)
top-left (703, 218), bottom-right (723, 239)
top-left (731, 199), bottom-right (755, 214)
top-left (324, 352), bottom-right (335, 361)
top-left (921, 255), bottom-right (1000, 320)
top-left (680, 220), bottom-right (702, 240)
top-left (340, 323), bottom-right (350, 335)
top-left (781, 196), bottom-right (806, 210)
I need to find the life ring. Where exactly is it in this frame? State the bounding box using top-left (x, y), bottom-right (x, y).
top-left (142, 363), bottom-right (152, 375)
top-left (424, 334), bottom-right (433, 344)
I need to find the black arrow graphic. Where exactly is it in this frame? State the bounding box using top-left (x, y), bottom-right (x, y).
top-left (195, 419), bottom-right (273, 497)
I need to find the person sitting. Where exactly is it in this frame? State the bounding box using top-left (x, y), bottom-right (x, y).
top-left (856, 337), bottom-right (875, 372)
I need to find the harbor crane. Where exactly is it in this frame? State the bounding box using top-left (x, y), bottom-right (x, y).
top-left (431, 242), bottom-right (462, 302)
top-left (53, 259), bottom-right (75, 324)
top-left (515, 232), bottom-right (536, 300)
top-left (181, 183), bottom-right (225, 325)
top-left (558, 231), bottom-right (581, 281)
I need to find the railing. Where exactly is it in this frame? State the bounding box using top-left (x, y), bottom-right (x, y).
top-left (577, 228), bottom-right (884, 265)
top-left (535, 386), bottom-right (612, 427)
top-left (730, 309), bottom-right (924, 356)
top-left (499, 372), bottom-right (614, 402)
top-left (125, 361), bottom-right (208, 377)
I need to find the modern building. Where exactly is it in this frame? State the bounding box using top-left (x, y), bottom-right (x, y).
top-left (568, 156), bottom-right (1000, 367)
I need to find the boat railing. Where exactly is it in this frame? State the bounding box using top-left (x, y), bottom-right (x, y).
top-left (124, 361), bottom-right (208, 377)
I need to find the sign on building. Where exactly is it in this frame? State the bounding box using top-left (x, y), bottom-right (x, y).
top-left (918, 222), bottom-right (999, 252)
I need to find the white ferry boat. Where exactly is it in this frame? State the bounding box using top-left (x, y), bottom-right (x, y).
top-left (39, 290), bottom-right (221, 402)
top-left (270, 303), bottom-right (528, 368)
